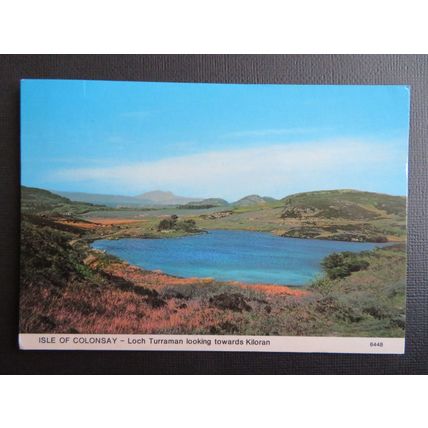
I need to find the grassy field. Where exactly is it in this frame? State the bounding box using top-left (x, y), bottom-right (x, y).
top-left (82, 206), bottom-right (227, 219)
top-left (20, 186), bottom-right (406, 337)
top-left (78, 189), bottom-right (406, 243)
top-left (195, 190), bottom-right (406, 243)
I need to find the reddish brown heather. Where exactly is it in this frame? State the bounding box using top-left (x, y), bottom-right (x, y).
top-left (20, 247), bottom-right (311, 335)
top-left (97, 259), bottom-right (307, 296)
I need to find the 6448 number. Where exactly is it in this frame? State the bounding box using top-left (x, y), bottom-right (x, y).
top-left (370, 341), bottom-right (384, 347)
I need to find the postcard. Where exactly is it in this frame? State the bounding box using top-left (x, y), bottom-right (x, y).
top-left (19, 80), bottom-right (409, 353)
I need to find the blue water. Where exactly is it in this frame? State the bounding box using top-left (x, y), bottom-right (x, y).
top-left (92, 230), bottom-right (387, 286)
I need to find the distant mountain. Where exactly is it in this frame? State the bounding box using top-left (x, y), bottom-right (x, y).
top-left (51, 189), bottom-right (203, 207)
top-left (183, 198), bottom-right (230, 208)
top-left (52, 191), bottom-right (152, 208)
top-left (232, 194), bottom-right (278, 207)
top-left (135, 190), bottom-right (202, 206)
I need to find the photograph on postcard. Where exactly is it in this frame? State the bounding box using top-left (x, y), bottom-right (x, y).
top-left (19, 80), bottom-right (409, 353)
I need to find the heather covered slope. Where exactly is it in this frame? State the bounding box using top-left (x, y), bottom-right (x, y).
top-left (19, 186), bottom-right (406, 337)
top-left (278, 189), bottom-right (406, 242)
top-left (281, 189), bottom-right (405, 220)
top-left (20, 212), bottom-right (405, 336)
top-left (42, 186), bottom-right (407, 243)
top-left (198, 189), bottom-right (406, 243)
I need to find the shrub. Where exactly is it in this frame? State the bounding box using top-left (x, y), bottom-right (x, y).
top-left (157, 216), bottom-right (199, 233)
top-left (321, 252), bottom-right (370, 280)
top-left (177, 219), bottom-right (197, 232)
top-left (157, 216), bottom-right (178, 231)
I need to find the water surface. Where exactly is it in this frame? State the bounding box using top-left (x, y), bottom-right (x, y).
top-left (92, 230), bottom-right (386, 286)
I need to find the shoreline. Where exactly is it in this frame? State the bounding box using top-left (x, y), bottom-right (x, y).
top-left (81, 220), bottom-right (403, 245)
top-left (87, 247), bottom-right (309, 297)
top-left (83, 225), bottom-right (401, 295)
top-left (21, 207), bottom-right (406, 337)
top-left (70, 220), bottom-right (310, 293)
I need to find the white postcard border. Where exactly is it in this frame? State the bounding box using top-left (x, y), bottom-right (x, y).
top-left (19, 334), bottom-right (405, 354)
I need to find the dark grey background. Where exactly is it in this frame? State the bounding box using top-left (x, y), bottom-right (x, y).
top-left (0, 55), bottom-right (426, 374)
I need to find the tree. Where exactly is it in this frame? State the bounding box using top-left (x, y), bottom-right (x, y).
top-left (178, 219), bottom-right (197, 232)
top-left (157, 215), bottom-right (178, 231)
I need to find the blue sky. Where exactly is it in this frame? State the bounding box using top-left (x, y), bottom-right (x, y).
top-left (21, 80), bottom-right (410, 200)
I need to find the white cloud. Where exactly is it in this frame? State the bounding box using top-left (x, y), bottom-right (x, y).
top-left (51, 139), bottom-right (404, 200)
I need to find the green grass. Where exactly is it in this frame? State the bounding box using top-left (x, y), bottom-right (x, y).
top-left (308, 245), bottom-right (406, 336)
top-left (20, 186), bottom-right (406, 337)
top-left (21, 186), bottom-right (108, 216)
top-left (282, 189), bottom-right (406, 217)
top-left (195, 190), bottom-right (406, 242)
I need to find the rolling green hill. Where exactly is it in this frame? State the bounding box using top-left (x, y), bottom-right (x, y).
top-left (281, 189), bottom-right (406, 220)
top-left (20, 186), bottom-right (406, 336)
top-left (198, 189), bottom-right (406, 242)
top-left (232, 194), bottom-right (278, 207)
top-left (21, 186), bottom-right (106, 216)
top-left (21, 186), bottom-right (407, 243)
top-left (182, 198), bottom-right (230, 208)
top-left (276, 190), bottom-right (406, 242)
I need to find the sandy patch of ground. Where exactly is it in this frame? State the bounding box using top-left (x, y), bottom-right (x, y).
top-left (87, 218), bottom-right (146, 225)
